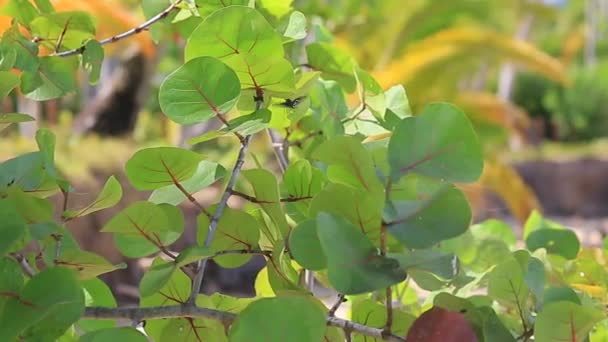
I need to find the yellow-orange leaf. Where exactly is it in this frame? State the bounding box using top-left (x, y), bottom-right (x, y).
top-left (373, 26), bottom-right (568, 89)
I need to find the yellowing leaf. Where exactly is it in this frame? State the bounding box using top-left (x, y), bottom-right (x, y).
top-left (571, 283), bottom-right (607, 299)
top-left (461, 158), bottom-right (541, 224)
top-left (455, 91), bottom-right (531, 137)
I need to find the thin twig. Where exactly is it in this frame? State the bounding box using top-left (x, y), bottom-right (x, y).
top-left (328, 293), bottom-right (346, 317)
top-left (50, 0), bottom-right (184, 57)
top-left (83, 305), bottom-right (406, 341)
top-left (203, 249), bottom-right (272, 259)
top-left (187, 94), bottom-right (264, 305)
top-left (341, 104), bottom-right (367, 124)
top-left (267, 129), bottom-right (288, 172)
top-left (382, 179), bottom-right (394, 333)
top-left (12, 254), bottom-right (35, 278)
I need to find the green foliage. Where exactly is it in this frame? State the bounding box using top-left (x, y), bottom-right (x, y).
top-left (544, 62), bottom-right (608, 141)
top-left (0, 2), bottom-right (606, 342)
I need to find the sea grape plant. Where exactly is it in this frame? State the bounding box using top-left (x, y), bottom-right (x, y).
top-left (0, 1), bottom-right (607, 341)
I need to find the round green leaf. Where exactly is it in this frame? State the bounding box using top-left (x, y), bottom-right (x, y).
top-left (388, 102), bottom-right (483, 183)
top-left (526, 229), bottom-right (580, 260)
top-left (149, 161), bottom-right (226, 205)
top-left (289, 219), bottom-right (326, 270)
top-left (229, 295), bottom-right (326, 342)
top-left (305, 43), bottom-right (357, 93)
top-left (22, 57), bottom-right (77, 101)
top-left (316, 213), bottom-right (406, 295)
top-left (0, 267), bottom-right (84, 341)
top-left (63, 175), bottom-right (122, 219)
top-left (125, 147), bottom-right (203, 190)
top-left (488, 257), bottom-right (529, 309)
top-left (386, 185), bottom-right (471, 249)
top-left (283, 11), bottom-right (307, 40)
top-left (55, 249), bottom-right (126, 280)
top-left (159, 56), bottom-right (241, 125)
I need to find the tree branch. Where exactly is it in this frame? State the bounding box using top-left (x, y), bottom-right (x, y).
top-left (328, 293), bottom-right (346, 317)
top-left (51, 0), bottom-right (183, 57)
top-left (187, 94), bottom-right (264, 305)
top-left (229, 189), bottom-right (311, 203)
top-left (83, 305), bottom-right (406, 341)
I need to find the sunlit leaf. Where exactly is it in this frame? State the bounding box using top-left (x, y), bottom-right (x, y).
top-left (159, 56), bottom-right (241, 125)
top-left (488, 256), bottom-right (529, 312)
top-left (242, 169), bottom-right (290, 239)
top-left (79, 278), bottom-right (116, 332)
top-left (63, 176), bottom-right (122, 219)
top-left (22, 57), bottom-right (77, 101)
top-left (306, 42), bottom-right (357, 92)
top-left (55, 249), bottom-right (126, 280)
top-left (149, 161), bottom-right (225, 205)
top-left (30, 11), bottom-right (95, 51)
top-left (283, 11), bottom-right (306, 40)
top-left (82, 39), bottom-right (103, 84)
top-left (535, 301), bottom-right (604, 342)
top-left (125, 147), bottom-right (203, 190)
top-left (102, 202), bottom-right (184, 258)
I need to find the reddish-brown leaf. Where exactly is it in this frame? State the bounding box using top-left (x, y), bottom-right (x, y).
top-left (405, 307), bottom-right (478, 342)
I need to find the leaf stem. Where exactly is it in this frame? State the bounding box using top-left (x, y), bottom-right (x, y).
top-left (174, 180), bottom-right (211, 217)
top-left (50, 0), bottom-right (184, 57)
